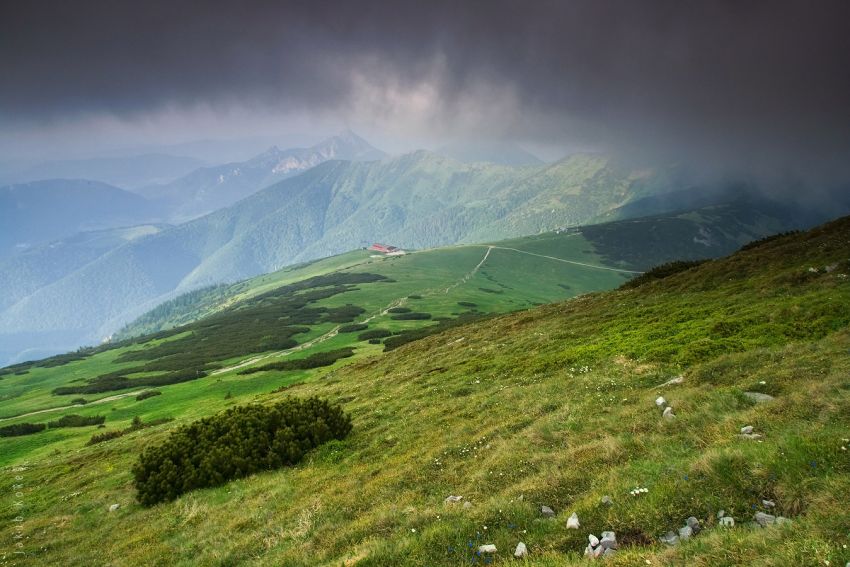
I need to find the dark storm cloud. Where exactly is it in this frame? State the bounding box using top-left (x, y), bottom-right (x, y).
top-left (2, 0), bottom-right (850, 178)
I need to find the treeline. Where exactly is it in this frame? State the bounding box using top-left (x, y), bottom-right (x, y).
top-left (132, 397), bottom-right (352, 505)
top-left (238, 348), bottom-right (355, 375)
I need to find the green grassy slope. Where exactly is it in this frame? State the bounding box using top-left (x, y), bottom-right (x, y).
top-left (0, 216), bottom-right (848, 565)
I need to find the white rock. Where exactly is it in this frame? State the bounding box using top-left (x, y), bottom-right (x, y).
top-left (762, 499), bottom-right (775, 508)
top-left (514, 542), bottom-right (528, 558)
top-left (741, 425), bottom-right (754, 434)
top-left (541, 505), bottom-right (555, 517)
top-left (719, 516), bottom-right (735, 527)
top-left (108, 503), bottom-right (120, 512)
top-left (744, 392), bottom-right (775, 403)
top-left (599, 532), bottom-right (618, 550)
top-left (678, 525), bottom-right (693, 540)
top-left (566, 512), bottom-right (580, 529)
top-left (588, 534), bottom-right (599, 547)
top-left (659, 531), bottom-right (679, 546)
top-left (444, 495), bottom-right (463, 504)
top-left (754, 512), bottom-right (776, 527)
top-left (662, 406), bottom-right (675, 419)
top-left (478, 544), bottom-right (497, 554)
top-left (655, 396), bottom-right (667, 407)
top-left (717, 509), bottom-right (726, 519)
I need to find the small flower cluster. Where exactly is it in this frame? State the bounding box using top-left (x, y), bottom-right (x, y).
top-left (629, 487), bottom-right (649, 496)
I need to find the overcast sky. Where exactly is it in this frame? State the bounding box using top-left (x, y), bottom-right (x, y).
top-left (1, 0), bottom-right (849, 183)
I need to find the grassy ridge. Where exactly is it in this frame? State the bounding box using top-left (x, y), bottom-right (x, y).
top-left (0, 217), bottom-right (847, 565)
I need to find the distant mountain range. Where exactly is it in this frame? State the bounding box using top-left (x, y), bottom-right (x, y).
top-left (137, 130), bottom-right (386, 222)
top-left (0, 179), bottom-right (160, 260)
top-left (0, 153), bottom-right (206, 190)
top-left (0, 146), bottom-right (827, 367)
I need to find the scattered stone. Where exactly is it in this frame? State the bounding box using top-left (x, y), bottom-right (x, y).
top-left (754, 512), bottom-right (776, 527)
top-left (741, 425), bottom-right (754, 435)
top-left (740, 433), bottom-right (763, 440)
top-left (655, 396), bottom-right (667, 408)
top-left (478, 544), bottom-right (497, 554)
top-left (659, 531), bottom-right (679, 546)
top-left (585, 531), bottom-right (617, 559)
top-left (108, 503), bottom-right (120, 512)
top-left (678, 525), bottom-right (693, 540)
top-left (717, 510), bottom-right (725, 519)
top-left (744, 392), bottom-right (775, 403)
top-left (762, 499), bottom-right (775, 508)
top-left (541, 505), bottom-right (555, 518)
top-left (686, 516), bottom-right (701, 534)
top-left (719, 516), bottom-right (735, 527)
top-left (775, 516), bottom-right (792, 526)
top-left (463, 501), bottom-right (473, 510)
top-left (600, 495), bottom-right (613, 506)
top-left (662, 406), bottom-right (675, 420)
top-left (567, 512), bottom-right (580, 529)
top-left (444, 495), bottom-right (463, 504)
top-left (599, 532), bottom-right (618, 550)
top-left (514, 542), bottom-right (528, 558)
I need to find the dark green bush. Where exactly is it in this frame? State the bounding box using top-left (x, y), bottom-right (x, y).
top-left (338, 323), bottom-right (368, 333)
top-left (72, 397), bottom-right (89, 405)
top-left (0, 422), bottom-right (46, 437)
top-left (620, 260), bottom-right (709, 289)
top-left (457, 301), bottom-right (477, 308)
top-left (387, 307), bottom-right (411, 314)
top-left (132, 397), bottom-right (352, 506)
top-left (357, 329), bottom-right (392, 340)
top-left (47, 414), bottom-right (105, 428)
top-left (87, 430), bottom-right (125, 445)
top-left (136, 390), bottom-right (162, 401)
top-left (238, 348), bottom-right (355, 375)
top-left (368, 338), bottom-right (383, 345)
top-left (390, 312), bottom-right (432, 320)
top-left (407, 294), bottom-right (422, 299)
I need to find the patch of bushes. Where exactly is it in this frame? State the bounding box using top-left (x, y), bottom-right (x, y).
top-left (0, 423), bottom-right (46, 437)
top-left (338, 323), bottom-right (368, 333)
top-left (136, 390), bottom-right (162, 401)
top-left (387, 307), bottom-right (411, 314)
top-left (86, 416), bottom-right (173, 446)
top-left (619, 260), bottom-right (709, 289)
top-left (390, 312), bottom-right (432, 320)
top-left (407, 294), bottom-right (422, 299)
top-left (457, 301), bottom-right (477, 308)
top-left (384, 313), bottom-right (492, 351)
top-left (53, 368), bottom-right (208, 395)
top-left (238, 348), bottom-right (355, 375)
top-left (478, 287), bottom-right (503, 294)
top-left (47, 414), bottom-right (105, 428)
top-left (132, 397), bottom-right (352, 506)
top-left (358, 329), bottom-right (392, 341)
top-left (738, 231), bottom-right (800, 252)
top-left (368, 338), bottom-right (383, 344)
top-left (72, 398), bottom-right (89, 405)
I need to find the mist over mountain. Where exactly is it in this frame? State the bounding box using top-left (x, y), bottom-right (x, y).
top-left (436, 141), bottom-right (544, 166)
top-left (137, 131), bottom-right (386, 221)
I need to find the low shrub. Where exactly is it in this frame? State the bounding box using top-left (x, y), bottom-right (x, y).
top-left (368, 338), bottom-right (383, 344)
top-left (47, 414), bottom-right (105, 428)
top-left (0, 423), bottom-right (46, 437)
top-left (619, 260), bottom-right (709, 289)
top-left (238, 348), bottom-right (355, 374)
top-left (390, 312), bottom-right (432, 320)
top-left (135, 390), bottom-right (162, 401)
top-left (72, 398), bottom-right (89, 405)
top-left (338, 323), bottom-right (368, 333)
top-left (358, 329), bottom-right (392, 340)
top-left (132, 397), bottom-right (352, 506)
top-left (387, 307), bottom-right (411, 314)
top-left (407, 294), bottom-right (422, 299)
top-left (457, 301), bottom-right (477, 308)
